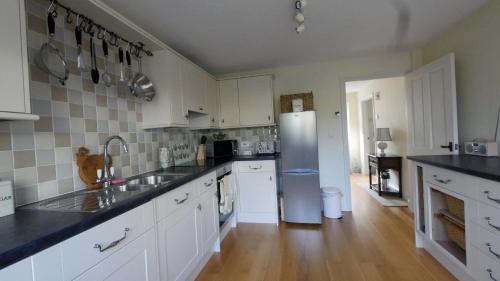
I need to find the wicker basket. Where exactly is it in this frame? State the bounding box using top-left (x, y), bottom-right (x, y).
top-left (445, 195), bottom-right (464, 221)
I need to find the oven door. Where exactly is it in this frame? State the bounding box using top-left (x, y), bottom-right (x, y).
top-left (217, 173), bottom-right (233, 227)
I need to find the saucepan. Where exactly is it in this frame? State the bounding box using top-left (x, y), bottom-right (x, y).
top-left (130, 56), bottom-right (155, 102)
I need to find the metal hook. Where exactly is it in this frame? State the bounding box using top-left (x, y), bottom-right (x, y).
top-left (65, 8), bottom-right (73, 24)
top-left (96, 27), bottom-right (106, 40)
top-left (84, 19), bottom-right (94, 35)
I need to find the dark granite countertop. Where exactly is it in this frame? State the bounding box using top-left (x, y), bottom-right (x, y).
top-left (407, 154), bottom-right (500, 182)
top-left (0, 154), bottom-right (279, 270)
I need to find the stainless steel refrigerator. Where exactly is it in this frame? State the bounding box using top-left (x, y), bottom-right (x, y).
top-left (280, 111), bottom-right (322, 224)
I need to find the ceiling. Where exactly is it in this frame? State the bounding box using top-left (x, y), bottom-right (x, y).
top-left (101, 0), bottom-right (487, 75)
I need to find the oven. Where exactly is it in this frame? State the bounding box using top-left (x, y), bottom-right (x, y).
top-left (216, 163), bottom-right (233, 228)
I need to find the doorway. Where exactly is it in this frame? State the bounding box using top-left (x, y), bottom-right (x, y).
top-left (344, 76), bottom-right (409, 206)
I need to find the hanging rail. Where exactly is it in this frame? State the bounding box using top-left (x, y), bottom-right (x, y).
top-left (46, 0), bottom-right (153, 57)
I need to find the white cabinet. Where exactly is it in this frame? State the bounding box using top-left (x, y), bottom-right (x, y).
top-left (0, 258), bottom-right (32, 281)
top-left (143, 50), bottom-right (188, 128)
top-left (218, 79), bottom-right (240, 128)
top-left (74, 229), bottom-right (159, 281)
top-left (0, 0), bottom-right (38, 120)
top-left (237, 76), bottom-right (274, 126)
top-left (157, 200), bottom-right (202, 281)
top-left (205, 76), bottom-right (219, 128)
top-left (200, 188), bottom-right (219, 254)
top-left (236, 160), bottom-right (278, 224)
top-left (182, 61), bottom-right (207, 114)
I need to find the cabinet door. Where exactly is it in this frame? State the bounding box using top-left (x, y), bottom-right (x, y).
top-left (0, 258), bottom-right (33, 281)
top-left (218, 80), bottom-right (239, 128)
top-left (206, 76), bottom-right (219, 127)
top-left (143, 50), bottom-right (187, 127)
top-left (200, 190), bottom-right (219, 254)
top-left (182, 62), bottom-right (207, 113)
top-left (237, 171), bottom-right (278, 223)
top-left (157, 202), bottom-right (202, 281)
top-left (238, 76), bottom-right (274, 126)
top-left (74, 229), bottom-right (159, 281)
top-left (0, 0), bottom-right (29, 113)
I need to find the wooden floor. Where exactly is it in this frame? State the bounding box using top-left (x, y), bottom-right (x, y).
top-left (196, 174), bottom-right (457, 281)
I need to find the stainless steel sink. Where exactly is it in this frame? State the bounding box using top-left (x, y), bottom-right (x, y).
top-left (127, 174), bottom-right (184, 186)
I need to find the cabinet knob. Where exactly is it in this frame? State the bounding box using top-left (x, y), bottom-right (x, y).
top-left (197, 204), bottom-right (202, 211)
top-left (199, 107), bottom-right (203, 111)
top-left (268, 115), bottom-right (271, 121)
top-left (269, 176), bottom-right (272, 181)
top-left (185, 114), bottom-right (189, 119)
top-left (211, 118), bottom-right (215, 122)
top-left (222, 119), bottom-right (225, 123)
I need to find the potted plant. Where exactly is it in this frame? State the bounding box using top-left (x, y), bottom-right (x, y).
top-left (381, 169), bottom-right (391, 189)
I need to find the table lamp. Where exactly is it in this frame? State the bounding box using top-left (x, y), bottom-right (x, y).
top-left (376, 128), bottom-right (392, 156)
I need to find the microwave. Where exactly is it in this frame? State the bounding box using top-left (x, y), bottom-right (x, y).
top-left (206, 140), bottom-right (238, 159)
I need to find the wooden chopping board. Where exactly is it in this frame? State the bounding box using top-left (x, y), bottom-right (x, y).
top-left (75, 147), bottom-right (112, 189)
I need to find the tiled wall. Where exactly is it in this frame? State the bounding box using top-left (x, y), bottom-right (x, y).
top-left (0, 0), bottom-right (277, 207)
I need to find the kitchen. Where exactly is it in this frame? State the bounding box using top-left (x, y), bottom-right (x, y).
top-left (0, 0), bottom-right (499, 280)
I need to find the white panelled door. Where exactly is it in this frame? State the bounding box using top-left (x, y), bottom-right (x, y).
top-left (406, 53), bottom-right (458, 156)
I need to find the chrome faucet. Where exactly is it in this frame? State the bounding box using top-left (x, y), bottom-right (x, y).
top-left (100, 135), bottom-right (129, 187)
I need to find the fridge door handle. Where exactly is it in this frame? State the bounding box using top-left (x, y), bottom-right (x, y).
top-left (282, 169), bottom-right (319, 174)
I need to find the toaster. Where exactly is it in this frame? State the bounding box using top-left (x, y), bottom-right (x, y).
top-left (256, 141), bottom-right (275, 155)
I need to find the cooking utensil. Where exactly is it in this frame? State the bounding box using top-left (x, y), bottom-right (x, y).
top-left (130, 57), bottom-right (155, 101)
top-left (75, 16), bottom-right (88, 73)
top-left (35, 12), bottom-right (69, 85)
top-left (101, 39), bottom-right (112, 87)
top-left (117, 47), bottom-right (130, 96)
top-left (90, 37), bottom-right (99, 84)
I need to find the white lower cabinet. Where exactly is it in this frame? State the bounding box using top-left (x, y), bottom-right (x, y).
top-left (236, 161), bottom-right (278, 224)
top-left (0, 258), bottom-right (32, 281)
top-left (74, 228), bottom-right (159, 281)
top-left (157, 200), bottom-right (202, 281)
top-left (155, 172), bottom-right (219, 281)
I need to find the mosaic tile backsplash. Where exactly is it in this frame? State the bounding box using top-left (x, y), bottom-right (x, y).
top-left (0, 0), bottom-right (278, 207)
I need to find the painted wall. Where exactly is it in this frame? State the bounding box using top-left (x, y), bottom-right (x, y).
top-left (346, 92), bottom-right (361, 173)
top-left (352, 77), bottom-right (409, 199)
top-left (422, 0), bottom-right (500, 143)
top-left (219, 52), bottom-right (414, 210)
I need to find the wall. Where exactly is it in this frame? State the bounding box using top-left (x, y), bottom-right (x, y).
top-left (352, 77), bottom-right (409, 199)
top-left (219, 52), bottom-right (413, 210)
top-left (346, 92), bottom-right (361, 173)
top-left (422, 0), bottom-right (500, 143)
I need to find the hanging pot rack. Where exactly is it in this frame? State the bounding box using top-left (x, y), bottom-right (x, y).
top-left (46, 0), bottom-right (153, 57)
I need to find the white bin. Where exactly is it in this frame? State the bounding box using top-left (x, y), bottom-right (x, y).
top-left (322, 187), bottom-right (342, 219)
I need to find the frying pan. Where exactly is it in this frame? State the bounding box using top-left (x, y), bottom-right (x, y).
top-left (35, 12), bottom-right (69, 85)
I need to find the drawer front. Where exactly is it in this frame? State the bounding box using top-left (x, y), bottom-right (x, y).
top-left (423, 165), bottom-right (475, 198)
top-left (471, 222), bottom-right (500, 263)
top-left (155, 182), bottom-right (198, 221)
top-left (61, 203), bottom-right (151, 280)
top-left (237, 160), bottom-right (275, 173)
top-left (194, 172), bottom-right (216, 194)
top-left (471, 247), bottom-right (500, 281)
top-left (473, 203), bottom-right (500, 236)
top-left (474, 178), bottom-right (500, 209)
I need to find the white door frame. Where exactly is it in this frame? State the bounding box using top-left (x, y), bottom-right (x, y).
top-left (339, 71), bottom-right (406, 212)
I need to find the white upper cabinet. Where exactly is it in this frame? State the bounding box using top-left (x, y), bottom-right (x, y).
top-left (218, 79), bottom-right (240, 128)
top-left (237, 75), bottom-right (274, 126)
top-left (206, 75), bottom-right (219, 127)
top-left (182, 61), bottom-right (208, 114)
top-left (143, 49), bottom-right (188, 128)
top-left (0, 0), bottom-right (38, 120)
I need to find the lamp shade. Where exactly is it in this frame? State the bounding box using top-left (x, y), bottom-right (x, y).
top-left (376, 128), bottom-right (392, 141)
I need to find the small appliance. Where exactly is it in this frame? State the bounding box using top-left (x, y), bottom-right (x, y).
top-left (239, 141), bottom-right (254, 156)
top-left (257, 141), bottom-right (275, 155)
top-left (206, 140), bottom-right (238, 159)
top-left (464, 142), bottom-right (499, 157)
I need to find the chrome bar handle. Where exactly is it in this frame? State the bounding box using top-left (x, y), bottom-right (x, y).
top-left (174, 193), bottom-right (189, 205)
top-left (487, 269), bottom-right (498, 281)
top-left (204, 179), bottom-right (214, 187)
top-left (484, 191), bottom-right (500, 204)
top-left (94, 227), bottom-right (130, 253)
top-left (249, 165), bottom-right (262, 170)
top-left (433, 175), bottom-right (451, 184)
top-left (485, 217), bottom-right (500, 231)
top-left (486, 243), bottom-right (500, 259)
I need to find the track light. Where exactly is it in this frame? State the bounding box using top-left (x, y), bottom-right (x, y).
top-left (294, 0), bottom-right (307, 34)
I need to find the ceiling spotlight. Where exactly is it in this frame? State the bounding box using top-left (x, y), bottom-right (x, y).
top-left (296, 23), bottom-right (305, 33)
top-left (295, 12), bottom-right (305, 23)
top-left (295, 0), bottom-right (308, 9)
